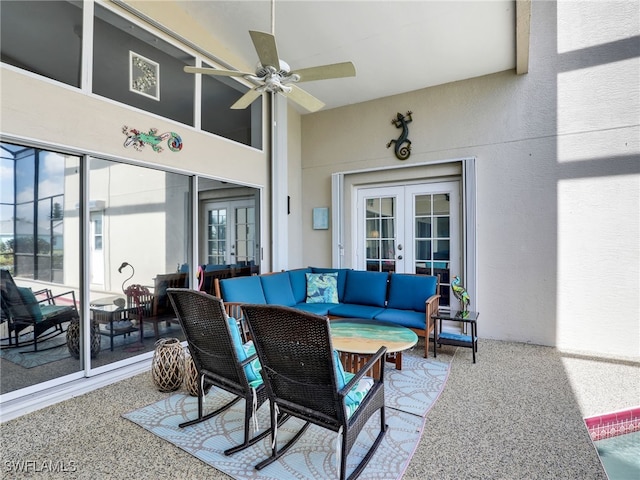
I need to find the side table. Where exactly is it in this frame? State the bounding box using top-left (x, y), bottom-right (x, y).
top-left (432, 310), bottom-right (480, 363)
top-left (90, 304), bottom-right (138, 351)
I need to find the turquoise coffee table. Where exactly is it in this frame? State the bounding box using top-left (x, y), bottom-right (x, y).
top-left (330, 319), bottom-right (418, 376)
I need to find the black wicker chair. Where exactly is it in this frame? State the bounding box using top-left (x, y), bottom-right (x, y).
top-left (242, 304), bottom-right (387, 480)
top-left (166, 288), bottom-right (283, 455)
top-left (1, 269), bottom-right (78, 351)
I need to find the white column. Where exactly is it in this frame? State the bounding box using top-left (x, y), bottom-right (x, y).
top-left (271, 94), bottom-right (288, 271)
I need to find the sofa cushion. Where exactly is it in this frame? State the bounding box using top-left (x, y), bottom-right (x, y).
top-left (374, 308), bottom-right (426, 330)
top-left (342, 270), bottom-right (389, 307)
top-left (219, 276), bottom-right (266, 304)
top-left (386, 273), bottom-right (437, 312)
top-left (287, 268), bottom-right (312, 303)
top-left (260, 272), bottom-right (296, 306)
top-left (294, 302), bottom-right (334, 316)
top-left (328, 303), bottom-right (385, 319)
top-left (305, 272), bottom-right (339, 304)
top-left (311, 267), bottom-right (349, 301)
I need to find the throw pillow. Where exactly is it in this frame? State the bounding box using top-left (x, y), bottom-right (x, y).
top-left (17, 287), bottom-right (43, 323)
top-left (305, 272), bottom-right (339, 304)
top-left (227, 316), bottom-right (263, 388)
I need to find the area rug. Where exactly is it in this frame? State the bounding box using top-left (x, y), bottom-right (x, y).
top-left (123, 351), bottom-right (450, 480)
top-left (0, 323), bottom-right (183, 369)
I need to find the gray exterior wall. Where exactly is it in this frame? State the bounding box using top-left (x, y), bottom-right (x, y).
top-left (297, 1), bottom-right (639, 358)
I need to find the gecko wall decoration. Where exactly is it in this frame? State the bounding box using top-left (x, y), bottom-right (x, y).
top-left (122, 126), bottom-right (182, 153)
top-left (386, 111), bottom-right (413, 160)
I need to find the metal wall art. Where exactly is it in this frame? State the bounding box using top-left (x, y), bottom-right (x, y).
top-left (130, 51), bottom-right (159, 100)
top-left (122, 126), bottom-right (183, 153)
top-left (386, 111), bottom-right (413, 160)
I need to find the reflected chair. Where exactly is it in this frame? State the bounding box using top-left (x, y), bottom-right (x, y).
top-left (0, 269), bottom-right (79, 351)
top-left (242, 304), bottom-right (387, 480)
top-left (124, 284), bottom-right (157, 338)
top-left (166, 288), bottom-right (280, 455)
top-left (153, 272), bottom-right (188, 317)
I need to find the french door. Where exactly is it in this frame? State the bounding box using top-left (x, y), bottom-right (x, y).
top-left (356, 182), bottom-right (460, 307)
top-left (202, 199), bottom-right (257, 267)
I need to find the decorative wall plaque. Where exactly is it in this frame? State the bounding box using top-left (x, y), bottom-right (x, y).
top-left (129, 51), bottom-right (159, 100)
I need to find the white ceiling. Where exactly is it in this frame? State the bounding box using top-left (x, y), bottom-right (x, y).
top-left (176, 0), bottom-right (517, 112)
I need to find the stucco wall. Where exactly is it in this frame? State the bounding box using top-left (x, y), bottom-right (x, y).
top-left (299, 1), bottom-right (639, 358)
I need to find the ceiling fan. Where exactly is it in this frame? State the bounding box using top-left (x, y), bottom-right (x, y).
top-left (183, 3), bottom-right (356, 112)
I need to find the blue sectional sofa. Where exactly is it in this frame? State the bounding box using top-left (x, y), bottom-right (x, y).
top-left (214, 267), bottom-right (440, 358)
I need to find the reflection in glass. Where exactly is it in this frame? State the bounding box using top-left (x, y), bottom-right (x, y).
top-left (436, 217), bottom-right (450, 238)
top-left (365, 196), bottom-right (397, 273)
top-left (380, 197), bottom-right (395, 217)
top-left (416, 217), bottom-right (431, 237)
top-left (1, 142), bottom-right (81, 395)
top-left (433, 194), bottom-right (450, 215)
top-left (415, 195), bottom-right (431, 215)
top-left (413, 192), bottom-right (451, 307)
top-left (88, 158), bottom-right (190, 370)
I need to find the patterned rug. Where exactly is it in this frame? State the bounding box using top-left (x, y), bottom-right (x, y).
top-left (0, 323), bottom-right (182, 369)
top-left (123, 351), bottom-right (450, 479)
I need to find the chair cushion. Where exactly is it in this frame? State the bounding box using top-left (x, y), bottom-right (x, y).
top-left (17, 287), bottom-right (43, 323)
top-left (305, 272), bottom-right (339, 304)
top-left (375, 308), bottom-right (426, 330)
top-left (327, 303), bottom-right (385, 319)
top-left (386, 273), bottom-right (437, 312)
top-left (342, 270), bottom-right (388, 307)
top-left (219, 276), bottom-right (266, 304)
top-left (333, 350), bottom-right (374, 418)
top-left (260, 272), bottom-right (296, 306)
top-left (288, 268), bottom-right (312, 303)
top-left (311, 267), bottom-right (350, 301)
top-left (227, 316), bottom-right (263, 388)
top-left (40, 305), bottom-right (74, 321)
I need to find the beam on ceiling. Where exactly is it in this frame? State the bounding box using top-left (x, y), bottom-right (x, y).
top-left (516, 0), bottom-right (531, 75)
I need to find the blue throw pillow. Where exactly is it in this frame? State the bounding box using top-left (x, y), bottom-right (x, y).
top-left (227, 316), bottom-right (262, 387)
top-left (17, 287), bottom-right (43, 323)
top-left (305, 272), bottom-right (339, 304)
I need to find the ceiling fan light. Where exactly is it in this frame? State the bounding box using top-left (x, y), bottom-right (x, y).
top-left (281, 73), bottom-right (300, 85)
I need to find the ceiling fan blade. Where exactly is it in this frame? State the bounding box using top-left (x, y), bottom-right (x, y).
top-left (184, 66), bottom-right (252, 77)
top-left (293, 61), bottom-right (356, 83)
top-left (231, 88), bottom-right (263, 110)
top-left (286, 85), bottom-right (325, 112)
top-left (249, 30), bottom-right (280, 69)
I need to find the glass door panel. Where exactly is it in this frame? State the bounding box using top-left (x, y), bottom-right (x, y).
top-left (1, 142), bottom-right (82, 396)
top-left (201, 199), bottom-right (259, 278)
top-left (88, 158), bottom-right (190, 370)
top-left (357, 186), bottom-right (404, 272)
top-left (207, 208), bottom-right (227, 265)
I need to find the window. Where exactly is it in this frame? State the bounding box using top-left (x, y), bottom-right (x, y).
top-left (93, 5), bottom-right (195, 125)
top-left (201, 63), bottom-right (263, 149)
top-left (0, 0), bottom-right (83, 88)
top-left (1, 2), bottom-right (263, 149)
top-left (1, 143), bottom-right (78, 283)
